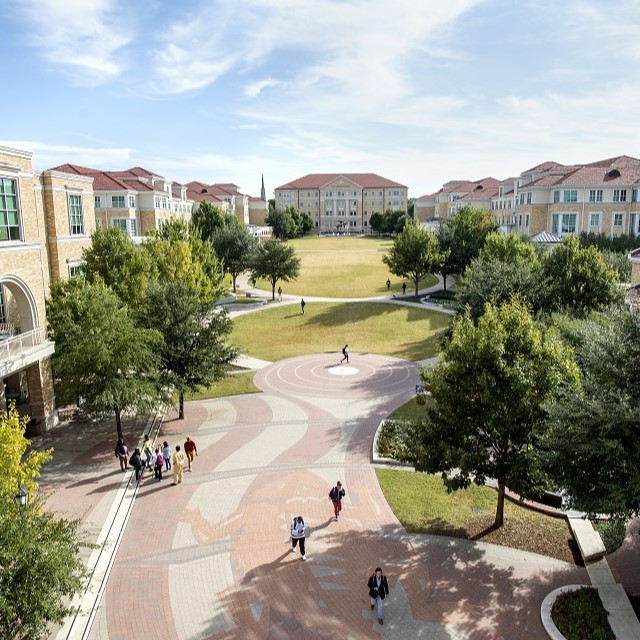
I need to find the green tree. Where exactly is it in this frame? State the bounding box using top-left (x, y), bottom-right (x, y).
top-left (46, 279), bottom-right (166, 440)
top-left (191, 201), bottom-right (238, 243)
top-left (142, 282), bottom-right (237, 419)
top-left (382, 221), bottom-right (445, 298)
top-left (82, 227), bottom-right (155, 308)
top-left (436, 207), bottom-right (498, 291)
top-left (542, 307), bottom-right (640, 518)
top-left (538, 235), bottom-right (622, 314)
top-left (0, 408), bottom-right (87, 640)
top-left (250, 239), bottom-right (300, 300)
top-left (369, 212), bottom-right (385, 234)
top-left (455, 233), bottom-right (541, 319)
top-left (266, 206), bottom-right (300, 239)
top-left (407, 298), bottom-right (579, 528)
top-left (212, 226), bottom-right (257, 292)
top-left (300, 211), bottom-right (314, 234)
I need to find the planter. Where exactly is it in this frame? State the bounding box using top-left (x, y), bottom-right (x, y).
top-left (541, 584), bottom-right (590, 639)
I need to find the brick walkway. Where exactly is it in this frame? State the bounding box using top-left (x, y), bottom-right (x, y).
top-left (43, 353), bottom-right (593, 640)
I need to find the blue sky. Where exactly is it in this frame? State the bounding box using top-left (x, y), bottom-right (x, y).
top-left (1, 0), bottom-right (639, 199)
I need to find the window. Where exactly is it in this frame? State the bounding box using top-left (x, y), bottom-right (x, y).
top-left (0, 286), bottom-right (5, 323)
top-left (553, 191), bottom-right (560, 203)
top-left (111, 195), bottom-right (125, 208)
top-left (0, 177), bottom-right (20, 241)
top-left (112, 219), bottom-right (127, 232)
top-left (68, 194), bottom-right (84, 235)
top-left (589, 189), bottom-right (603, 203)
top-left (69, 264), bottom-right (85, 278)
top-left (631, 214), bottom-right (640, 236)
top-left (614, 213), bottom-right (624, 227)
top-left (128, 195), bottom-right (136, 208)
top-left (633, 189), bottom-right (639, 203)
top-left (527, 192), bottom-right (532, 205)
top-left (614, 189), bottom-right (627, 202)
top-left (589, 213), bottom-right (601, 228)
top-left (519, 193), bottom-right (525, 205)
top-left (94, 195), bottom-right (101, 208)
top-left (563, 190), bottom-right (577, 203)
top-left (525, 214), bottom-right (530, 227)
top-left (551, 213), bottom-right (576, 235)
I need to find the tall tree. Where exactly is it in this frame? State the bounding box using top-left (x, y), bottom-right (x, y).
top-left (542, 306), bottom-right (640, 518)
top-left (382, 221), bottom-right (445, 298)
top-left (266, 206), bottom-right (299, 239)
top-left (46, 279), bottom-right (166, 440)
top-left (142, 282), bottom-right (237, 419)
top-left (82, 227), bottom-right (156, 308)
top-left (538, 235), bottom-right (622, 314)
top-left (250, 239), bottom-right (300, 300)
top-left (213, 226), bottom-right (257, 292)
top-left (191, 201), bottom-right (238, 243)
top-left (0, 407), bottom-right (88, 640)
top-left (436, 207), bottom-right (498, 291)
top-left (407, 298), bottom-right (579, 528)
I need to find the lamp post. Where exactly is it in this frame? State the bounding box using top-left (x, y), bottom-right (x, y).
top-left (15, 486), bottom-right (28, 507)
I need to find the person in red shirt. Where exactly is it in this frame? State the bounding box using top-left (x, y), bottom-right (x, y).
top-left (184, 436), bottom-right (198, 471)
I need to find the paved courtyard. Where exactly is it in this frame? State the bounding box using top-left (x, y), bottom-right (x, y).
top-left (37, 351), bottom-right (595, 640)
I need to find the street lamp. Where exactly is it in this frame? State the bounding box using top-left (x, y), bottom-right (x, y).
top-left (15, 486), bottom-right (28, 507)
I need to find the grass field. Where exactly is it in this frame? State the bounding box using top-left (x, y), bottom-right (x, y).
top-left (252, 235), bottom-right (438, 298)
top-left (185, 372), bottom-right (260, 400)
top-left (230, 301), bottom-right (450, 361)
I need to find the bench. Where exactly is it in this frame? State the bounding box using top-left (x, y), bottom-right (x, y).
top-left (568, 517), bottom-right (606, 562)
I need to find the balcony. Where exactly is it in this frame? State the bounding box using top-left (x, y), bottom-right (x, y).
top-left (0, 327), bottom-right (55, 378)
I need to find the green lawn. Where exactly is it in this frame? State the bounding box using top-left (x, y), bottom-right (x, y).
top-left (255, 236), bottom-right (438, 298)
top-left (185, 372), bottom-right (261, 400)
top-left (230, 302), bottom-right (450, 361)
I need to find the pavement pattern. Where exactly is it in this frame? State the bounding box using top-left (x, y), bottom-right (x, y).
top-left (35, 350), bottom-right (599, 640)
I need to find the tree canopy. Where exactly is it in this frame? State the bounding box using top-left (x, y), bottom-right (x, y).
top-left (212, 225), bottom-right (257, 292)
top-left (265, 206), bottom-right (311, 239)
top-left (191, 201), bottom-right (239, 242)
top-left (250, 239), bottom-right (300, 300)
top-left (46, 278), bottom-right (166, 440)
top-left (407, 298), bottom-right (579, 527)
top-left (382, 221), bottom-right (445, 297)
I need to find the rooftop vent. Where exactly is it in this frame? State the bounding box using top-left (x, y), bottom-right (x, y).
top-left (605, 169), bottom-right (621, 180)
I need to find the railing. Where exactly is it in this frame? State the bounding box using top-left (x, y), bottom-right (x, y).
top-left (0, 327), bottom-right (48, 361)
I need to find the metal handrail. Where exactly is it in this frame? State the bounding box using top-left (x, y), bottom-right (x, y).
top-left (0, 327), bottom-right (48, 361)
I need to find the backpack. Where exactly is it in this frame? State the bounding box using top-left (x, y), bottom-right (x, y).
top-left (156, 454), bottom-right (164, 466)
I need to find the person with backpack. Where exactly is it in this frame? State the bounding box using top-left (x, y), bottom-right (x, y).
top-left (340, 344), bottom-right (349, 364)
top-left (162, 441), bottom-right (172, 471)
top-left (130, 448), bottom-right (144, 486)
top-left (290, 515), bottom-right (307, 561)
top-left (115, 438), bottom-right (129, 471)
top-left (142, 433), bottom-right (153, 470)
top-left (329, 481), bottom-right (345, 521)
top-left (154, 447), bottom-right (164, 481)
top-left (368, 567), bottom-right (390, 625)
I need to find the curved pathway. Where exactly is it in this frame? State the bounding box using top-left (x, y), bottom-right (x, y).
top-left (87, 353), bottom-right (586, 640)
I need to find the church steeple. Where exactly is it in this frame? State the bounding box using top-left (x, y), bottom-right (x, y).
top-left (261, 174), bottom-right (266, 201)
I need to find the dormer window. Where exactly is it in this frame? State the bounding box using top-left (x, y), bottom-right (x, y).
top-left (606, 169), bottom-right (621, 180)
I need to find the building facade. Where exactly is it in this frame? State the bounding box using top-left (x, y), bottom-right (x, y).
top-left (274, 173), bottom-right (408, 233)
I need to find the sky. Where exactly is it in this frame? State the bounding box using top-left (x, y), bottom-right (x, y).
top-left (1, 0), bottom-right (639, 199)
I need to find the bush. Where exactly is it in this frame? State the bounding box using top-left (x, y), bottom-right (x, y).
top-left (594, 519), bottom-right (628, 554)
top-left (579, 232), bottom-right (639, 254)
top-left (376, 420), bottom-right (411, 460)
top-left (428, 290), bottom-right (456, 301)
top-left (551, 587), bottom-right (614, 640)
top-left (601, 249), bottom-right (632, 283)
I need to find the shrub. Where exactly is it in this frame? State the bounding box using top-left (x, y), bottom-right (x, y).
top-left (376, 420), bottom-right (411, 460)
top-left (551, 587), bottom-right (614, 640)
top-left (594, 519), bottom-right (628, 554)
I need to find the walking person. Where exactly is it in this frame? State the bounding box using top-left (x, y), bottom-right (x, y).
top-left (277, 286), bottom-right (283, 302)
top-left (184, 436), bottom-right (198, 471)
top-left (130, 447), bottom-right (144, 486)
top-left (115, 438), bottom-right (129, 471)
top-left (368, 567), bottom-right (390, 625)
top-left (290, 515), bottom-right (307, 561)
top-left (162, 441), bottom-right (172, 471)
top-left (402, 282), bottom-right (406, 295)
top-left (340, 344), bottom-right (349, 364)
top-left (329, 481), bottom-right (345, 520)
top-left (386, 278), bottom-right (391, 290)
top-left (154, 447), bottom-right (164, 481)
top-left (172, 445), bottom-right (186, 485)
top-left (301, 298), bottom-right (306, 315)
top-left (142, 433), bottom-right (153, 470)
top-left (252, 277), bottom-right (256, 288)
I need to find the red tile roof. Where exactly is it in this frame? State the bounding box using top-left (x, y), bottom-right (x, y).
top-left (275, 173), bottom-right (407, 190)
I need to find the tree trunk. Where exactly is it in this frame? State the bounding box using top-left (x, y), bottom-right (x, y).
top-left (414, 278), bottom-right (419, 299)
top-left (179, 391), bottom-right (185, 420)
top-left (271, 283), bottom-right (276, 300)
top-left (494, 482), bottom-right (505, 528)
top-left (232, 275), bottom-right (237, 293)
top-left (442, 273), bottom-right (448, 292)
top-left (115, 407), bottom-right (123, 441)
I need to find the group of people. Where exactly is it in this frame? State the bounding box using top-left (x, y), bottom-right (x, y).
top-left (292, 481), bottom-right (390, 625)
top-left (115, 435), bottom-right (198, 486)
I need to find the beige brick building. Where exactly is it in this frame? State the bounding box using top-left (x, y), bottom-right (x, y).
top-left (0, 146), bottom-right (96, 432)
top-left (274, 173), bottom-right (408, 233)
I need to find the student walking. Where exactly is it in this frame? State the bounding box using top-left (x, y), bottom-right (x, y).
top-left (301, 298), bottom-right (306, 314)
top-left (172, 445), bottom-right (186, 485)
top-left (290, 516), bottom-right (307, 560)
top-left (184, 436), bottom-right (198, 471)
top-left (154, 447), bottom-right (164, 481)
top-left (340, 344), bottom-right (349, 364)
top-left (402, 282), bottom-right (406, 295)
top-left (329, 481), bottom-right (345, 520)
top-left (368, 567), bottom-right (390, 625)
top-left (130, 448), bottom-right (144, 486)
top-left (142, 433), bottom-right (153, 470)
top-left (115, 438), bottom-right (129, 471)
top-left (277, 286), bottom-right (283, 302)
top-left (386, 279), bottom-right (391, 290)
top-left (162, 441), bottom-right (172, 471)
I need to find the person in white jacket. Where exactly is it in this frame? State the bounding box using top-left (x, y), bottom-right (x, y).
top-left (290, 516), bottom-right (307, 560)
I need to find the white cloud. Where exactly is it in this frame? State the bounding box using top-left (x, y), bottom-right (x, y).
top-left (243, 78), bottom-right (279, 98)
top-left (16, 0), bottom-right (132, 83)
